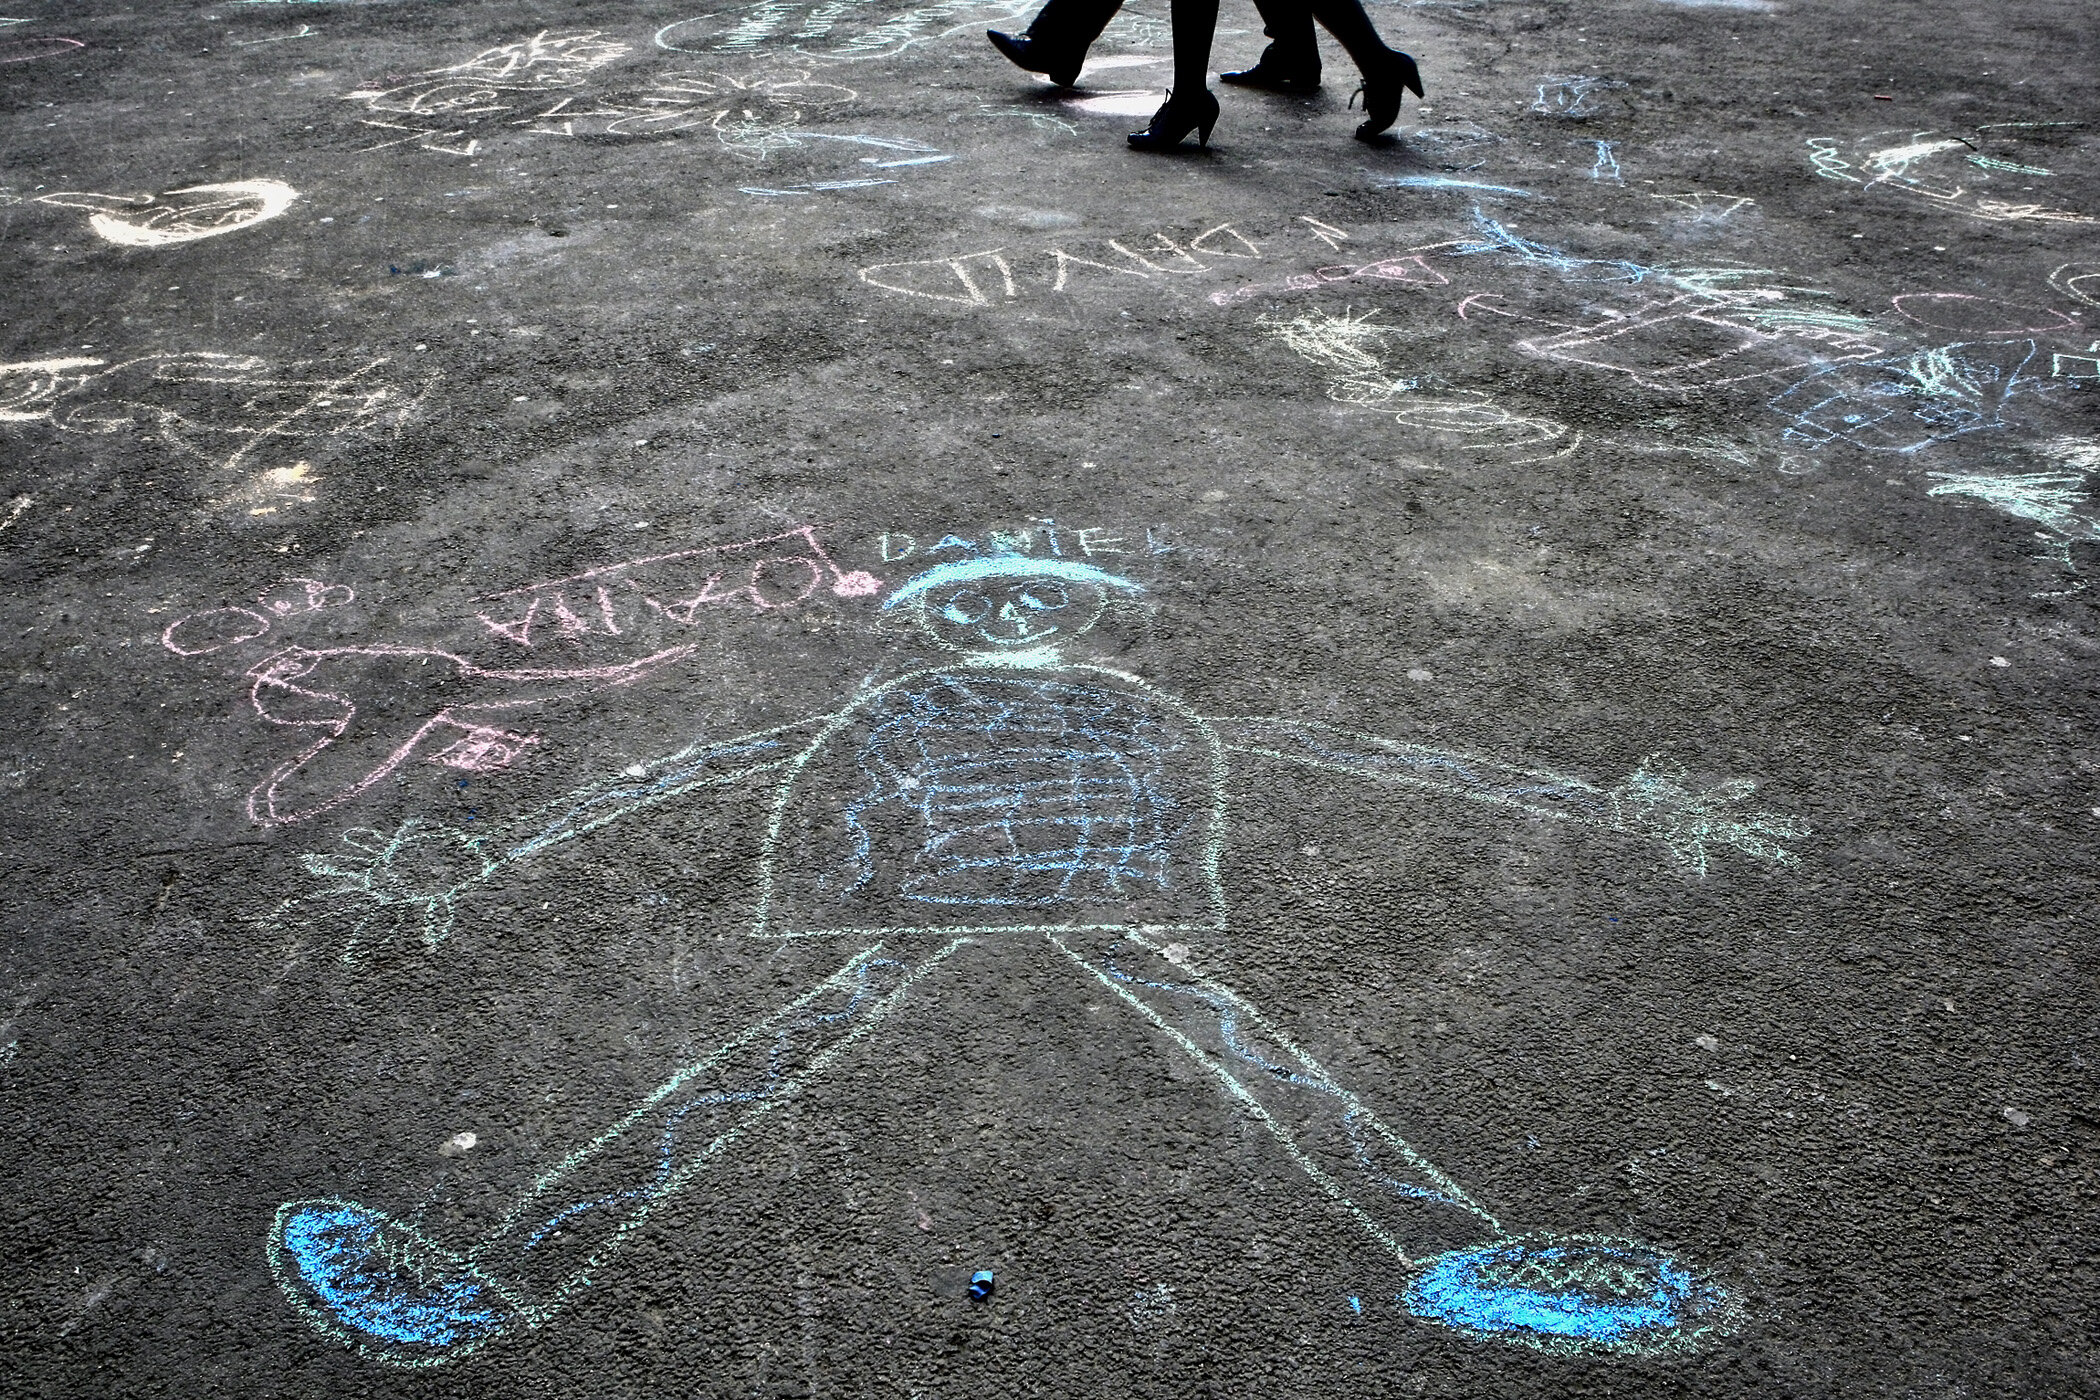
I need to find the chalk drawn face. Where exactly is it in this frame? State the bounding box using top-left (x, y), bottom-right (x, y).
top-left (881, 556), bottom-right (1144, 658)
top-left (922, 574), bottom-right (1108, 652)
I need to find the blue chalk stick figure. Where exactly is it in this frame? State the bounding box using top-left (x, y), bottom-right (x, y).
top-left (267, 550), bottom-right (1785, 1367)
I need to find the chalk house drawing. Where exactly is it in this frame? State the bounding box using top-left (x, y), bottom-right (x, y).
top-left (34, 180), bottom-right (299, 247)
top-left (264, 547), bottom-right (1801, 1367)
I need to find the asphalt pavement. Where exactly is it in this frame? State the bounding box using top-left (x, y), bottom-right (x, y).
top-left (2, 0), bottom-right (2097, 1394)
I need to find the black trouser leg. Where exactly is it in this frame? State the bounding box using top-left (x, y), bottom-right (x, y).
top-left (1023, 0), bottom-right (1124, 61)
top-left (1168, 0), bottom-right (1219, 94)
top-left (1248, 0), bottom-right (1319, 71)
top-left (1302, 0), bottom-right (1395, 79)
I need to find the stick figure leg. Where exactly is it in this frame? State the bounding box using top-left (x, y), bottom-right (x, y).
top-left (267, 935), bottom-right (973, 1368)
top-left (1047, 929), bottom-right (1735, 1357)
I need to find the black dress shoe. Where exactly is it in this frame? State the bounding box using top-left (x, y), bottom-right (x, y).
top-left (1127, 88), bottom-right (1220, 151)
top-left (1220, 46), bottom-right (1320, 93)
top-left (1350, 47), bottom-right (1423, 140)
top-left (987, 30), bottom-right (1083, 88)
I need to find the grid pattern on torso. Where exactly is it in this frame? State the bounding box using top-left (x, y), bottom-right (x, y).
top-left (832, 675), bottom-right (1185, 909)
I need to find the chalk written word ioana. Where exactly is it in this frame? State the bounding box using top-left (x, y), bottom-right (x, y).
top-left (162, 527), bottom-right (879, 826)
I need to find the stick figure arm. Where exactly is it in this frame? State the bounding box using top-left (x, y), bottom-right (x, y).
top-left (279, 712), bottom-right (834, 959)
top-left (496, 714), bottom-right (829, 862)
top-left (1208, 716), bottom-right (1805, 874)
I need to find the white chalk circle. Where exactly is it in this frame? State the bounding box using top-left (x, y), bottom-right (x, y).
top-left (38, 180), bottom-right (299, 249)
top-left (1891, 292), bottom-right (2081, 335)
top-left (0, 36), bottom-right (84, 63)
top-left (163, 606), bottom-right (272, 657)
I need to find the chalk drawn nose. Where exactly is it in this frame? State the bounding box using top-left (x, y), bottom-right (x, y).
top-left (1401, 1232), bottom-right (1732, 1356)
top-left (266, 1198), bottom-right (522, 1366)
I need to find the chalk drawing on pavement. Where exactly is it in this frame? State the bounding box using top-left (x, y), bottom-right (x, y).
top-left (165, 527), bottom-right (877, 829)
top-left (1263, 308), bottom-right (1577, 459)
top-left (35, 180), bottom-right (299, 247)
top-left (1807, 130), bottom-right (2095, 225)
top-left (0, 351), bottom-right (432, 481)
top-left (655, 0), bottom-right (1034, 62)
top-left (262, 547), bottom-right (1792, 1363)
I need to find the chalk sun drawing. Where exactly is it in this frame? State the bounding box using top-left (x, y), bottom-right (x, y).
top-left (264, 548), bottom-right (1793, 1365)
top-left (34, 181), bottom-right (299, 248)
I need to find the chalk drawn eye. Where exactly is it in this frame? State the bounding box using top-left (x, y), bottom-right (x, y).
top-left (1016, 583), bottom-right (1069, 612)
top-left (940, 590), bottom-right (990, 624)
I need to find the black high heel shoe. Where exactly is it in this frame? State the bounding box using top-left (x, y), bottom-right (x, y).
top-left (1127, 88), bottom-right (1220, 151)
top-left (1220, 43), bottom-right (1320, 94)
top-left (1348, 47), bottom-right (1423, 141)
top-left (987, 30), bottom-right (1083, 88)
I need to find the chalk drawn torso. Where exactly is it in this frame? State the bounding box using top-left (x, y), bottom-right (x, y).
top-left (760, 663), bottom-right (1225, 935)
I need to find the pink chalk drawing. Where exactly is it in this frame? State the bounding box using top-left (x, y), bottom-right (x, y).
top-left (164, 608), bottom-right (274, 657)
top-left (261, 577), bottom-right (358, 618)
top-left (1890, 293), bottom-right (2083, 336)
top-left (194, 527), bottom-right (880, 825)
top-left (1208, 254), bottom-right (1451, 307)
top-left (161, 578), bottom-right (357, 656)
top-left (471, 525), bottom-right (881, 646)
top-left (243, 644), bottom-right (696, 826)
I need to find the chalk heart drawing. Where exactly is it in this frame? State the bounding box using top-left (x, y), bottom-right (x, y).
top-left (655, 0), bottom-right (1034, 62)
top-left (208, 527), bottom-right (878, 828)
top-left (35, 180), bottom-right (298, 248)
top-left (262, 548), bottom-right (1797, 1366)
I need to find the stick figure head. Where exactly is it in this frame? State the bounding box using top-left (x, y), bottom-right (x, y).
top-left (883, 556), bottom-right (1144, 658)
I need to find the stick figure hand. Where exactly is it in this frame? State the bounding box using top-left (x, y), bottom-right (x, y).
top-left (1606, 757), bottom-right (1806, 876)
top-left (292, 819), bottom-right (499, 960)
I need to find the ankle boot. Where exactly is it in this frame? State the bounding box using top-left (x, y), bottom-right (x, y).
top-left (1127, 88), bottom-right (1221, 150)
top-left (1349, 45), bottom-right (1422, 140)
top-left (987, 30), bottom-right (1083, 88)
top-left (1221, 43), bottom-right (1320, 93)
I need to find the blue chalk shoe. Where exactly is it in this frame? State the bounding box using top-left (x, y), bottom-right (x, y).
top-left (267, 1198), bottom-right (523, 1366)
top-left (1402, 1233), bottom-right (1732, 1356)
